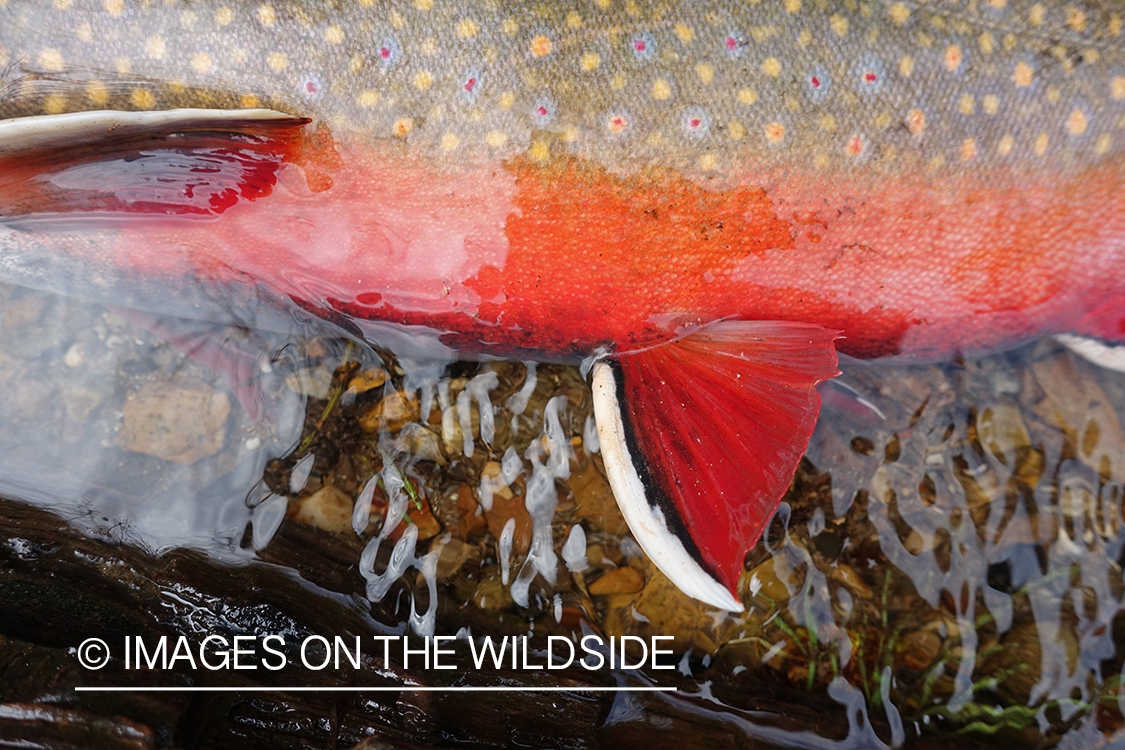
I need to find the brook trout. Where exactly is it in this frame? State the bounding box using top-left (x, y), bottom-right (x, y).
top-left (0, 0), bottom-right (1122, 610)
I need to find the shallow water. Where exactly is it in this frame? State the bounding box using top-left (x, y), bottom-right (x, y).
top-left (1, 280), bottom-right (1124, 749)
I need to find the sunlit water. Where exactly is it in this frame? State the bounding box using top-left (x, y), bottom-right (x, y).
top-left (2, 279), bottom-right (1124, 748)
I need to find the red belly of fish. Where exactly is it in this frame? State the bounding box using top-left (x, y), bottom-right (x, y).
top-left (107, 142), bottom-right (1125, 362)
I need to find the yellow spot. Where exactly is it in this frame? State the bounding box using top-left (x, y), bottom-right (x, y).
top-left (830, 14), bottom-right (848, 37)
top-left (611, 73), bottom-right (627, 90)
top-left (77, 22), bottom-right (93, 42)
top-left (501, 18), bottom-right (518, 34)
top-left (566, 11), bottom-right (582, 29)
top-left (1029, 4), bottom-right (1044, 26)
top-left (983, 95), bottom-right (999, 115)
top-left (1013, 61), bottom-right (1033, 87)
top-left (349, 54), bottom-right (363, 73)
top-left (393, 117), bottom-right (414, 137)
top-left (980, 32), bottom-right (995, 55)
top-left (43, 94), bottom-right (66, 114)
top-left (115, 57), bottom-right (131, 74)
top-left (1066, 7), bottom-right (1087, 32)
top-left (651, 78), bottom-right (672, 100)
top-left (737, 87), bottom-right (757, 105)
top-left (420, 38), bottom-right (438, 56)
top-left (594, 0), bottom-right (610, 7)
top-left (819, 113), bottom-right (836, 132)
top-left (1068, 108), bottom-right (1088, 137)
top-left (814, 153), bottom-right (829, 169)
top-left (130, 88), bottom-right (156, 109)
top-left (325, 25), bottom-right (344, 44)
top-left (784, 0), bottom-right (801, 14)
top-left (105, 0), bottom-right (124, 16)
top-left (267, 52), bottom-right (287, 72)
top-left (215, 6), bottom-right (233, 26)
top-left (944, 45), bottom-right (962, 72)
top-left (675, 23), bottom-right (693, 44)
top-left (486, 130), bottom-right (507, 148)
top-left (581, 52), bottom-right (601, 72)
top-left (529, 141), bottom-right (550, 162)
top-left (357, 90), bottom-right (379, 107)
top-left (927, 154), bottom-right (946, 171)
top-left (798, 29), bottom-right (812, 47)
top-left (695, 63), bottom-right (714, 85)
top-left (1046, 86), bottom-right (1060, 103)
top-left (765, 121), bottom-right (785, 143)
top-left (86, 80), bottom-right (109, 105)
top-left (728, 121), bottom-right (745, 140)
top-left (989, 0), bottom-right (1007, 8)
top-left (1096, 133), bottom-right (1111, 156)
top-left (1034, 132), bottom-right (1049, 157)
top-left (761, 57), bottom-right (781, 77)
top-left (240, 94), bottom-right (260, 108)
top-left (1112, 77), bottom-right (1125, 100)
top-left (898, 55), bottom-right (914, 77)
top-left (959, 94), bottom-right (974, 115)
top-left (498, 91), bottom-right (515, 109)
top-left (961, 138), bottom-right (977, 161)
top-left (180, 10), bottom-right (197, 29)
top-left (698, 153), bottom-right (717, 170)
top-left (888, 3), bottom-right (909, 25)
top-left (415, 0), bottom-right (432, 10)
top-left (456, 18), bottom-right (479, 38)
top-left (561, 126), bottom-right (579, 142)
top-left (38, 48), bottom-right (64, 71)
top-left (906, 108), bottom-right (925, 135)
top-left (53, 0), bottom-right (70, 9)
top-left (413, 70), bottom-right (433, 90)
top-left (1112, 15), bottom-right (1123, 36)
top-left (257, 4), bottom-right (276, 27)
top-left (873, 111), bottom-right (892, 129)
top-left (441, 133), bottom-right (460, 151)
top-left (998, 133), bottom-right (1014, 155)
top-left (190, 52), bottom-right (212, 74)
top-left (145, 36), bottom-right (166, 60)
top-left (530, 34), bottom-right (552, 58)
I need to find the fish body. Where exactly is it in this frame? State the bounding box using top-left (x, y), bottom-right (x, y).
top-left (1, 0), bottom-right (1124, 607)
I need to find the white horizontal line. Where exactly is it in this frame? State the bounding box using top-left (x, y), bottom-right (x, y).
top-left (75, 686), bottom-right (676, 693)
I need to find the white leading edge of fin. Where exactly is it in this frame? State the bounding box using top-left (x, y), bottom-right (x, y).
top-left (0, 109), bottom-right (299, 154)
top-left (590, 360), bottom-right (744, 612)
top-left (1055, 334), bottom-right (1125, 374)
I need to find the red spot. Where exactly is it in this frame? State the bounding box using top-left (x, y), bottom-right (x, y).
top-left (725, 37), bottom-right (737, 51)
top-left (356, 292), bottom-right (383, 306)
top-left (306, 81), bottom-right (317, 94)
top-left (379, 47), bottom-right (391, 59)
top-left (864, 72), bottom-right (877, 82)
top-left (689, 118), bottom-right (702, 129)
top-left (464, 77), bottom-right (477, 92)
top-left (811, 76), bottom-right (820, 88)
top-left (634, 39), bottom-right (646, 52)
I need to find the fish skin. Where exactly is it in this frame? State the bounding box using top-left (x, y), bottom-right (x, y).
top-left (1, 0), bottom-right (1124, 363)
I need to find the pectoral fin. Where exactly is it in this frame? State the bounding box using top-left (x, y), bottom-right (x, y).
top-left (592, 320), bottom-right (841, 610)
top-left (0, 108), bottom-right (309, 228)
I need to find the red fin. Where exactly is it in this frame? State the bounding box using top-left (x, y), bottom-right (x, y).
top-left (594, 321), bottom-right (840, 608)
top-left (110, 307), bottom-right (267, 422)
top-left (0, 109), bottom-right (309, 227)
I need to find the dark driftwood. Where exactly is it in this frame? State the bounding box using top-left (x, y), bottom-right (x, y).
top-left (0, 498), bottom-right (1001, 749)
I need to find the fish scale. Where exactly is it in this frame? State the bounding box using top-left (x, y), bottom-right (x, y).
top-left (1, 0), bottom-right (1123, 175)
